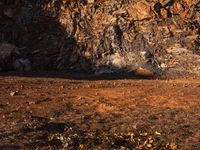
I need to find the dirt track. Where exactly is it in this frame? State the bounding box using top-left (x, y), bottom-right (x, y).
top-left (0, 73), bottom-right (200, 149)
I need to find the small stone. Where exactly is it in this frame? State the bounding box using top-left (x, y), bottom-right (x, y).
top-left (170, 143), bottom-right (177, 150)
top-left (160, 8), bottom-right (168, 18)
top-left (160, 63), bottom-right (167, 69)
top-left (155, 131), bottom-right (161, 135)
top-left (10, 91), bottom-right (18, 96)
top-left (87, 0), bottom-right (94, 4)
top-left (146, 144), bottom-right (152, 148)
top-left (50, 117), bottom-right (55, 120)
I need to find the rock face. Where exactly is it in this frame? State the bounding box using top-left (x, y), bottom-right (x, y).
top-left (0, 0), bottom-right (199, 76)
top-left (0, 42), bottom-right (18, 71)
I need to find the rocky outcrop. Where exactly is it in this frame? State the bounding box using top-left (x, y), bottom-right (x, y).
top-left (0, 0), bottom-right (199, 76)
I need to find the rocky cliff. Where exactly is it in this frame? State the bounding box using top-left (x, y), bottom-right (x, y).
top-left (0, 0), bottom-right (199, 76)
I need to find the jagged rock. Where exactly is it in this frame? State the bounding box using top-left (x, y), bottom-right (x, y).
top-left (13, 58), bottom-right (31, 72)
top-left (3, 8), bottom-right (14, 18)
top-left (0, 42), bottom-right (31, 71)
top-left (0, 0), bottom-right (199, 76)
top-left (129, 1), bottom-right (155, 21)
top-left (0, 42), bottom-right (17, 71)
top-left (0, 42), bottom-right (17, 59)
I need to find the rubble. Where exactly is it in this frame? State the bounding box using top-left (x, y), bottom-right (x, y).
top-left (0, 42), bottom-right (31, 71)
top-left (0, 0), bottom-right (199, 77)
top-left (13, 58), bottom-right (31, 72)
top-left (0, 42), bottom-right (17, 71)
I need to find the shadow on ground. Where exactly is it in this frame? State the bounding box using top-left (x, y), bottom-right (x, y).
top-left (0, 71), bottom-right (157, 80)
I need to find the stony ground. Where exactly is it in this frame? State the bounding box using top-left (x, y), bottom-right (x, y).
top-left (0, 72), bottom-right (200, 149)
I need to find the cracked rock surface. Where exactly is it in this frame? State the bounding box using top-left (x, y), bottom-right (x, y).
top-left (0, 0), bottom-right (199, 77)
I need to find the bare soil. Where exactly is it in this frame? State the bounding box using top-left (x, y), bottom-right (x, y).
top-left (0, 73), bottom-right (200, 149)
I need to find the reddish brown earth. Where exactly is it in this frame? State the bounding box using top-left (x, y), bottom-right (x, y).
top-left (0, 73), bottom-right (200, 149)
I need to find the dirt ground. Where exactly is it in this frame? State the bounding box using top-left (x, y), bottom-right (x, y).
top-left (0, 72), bottom-right (200, 149)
